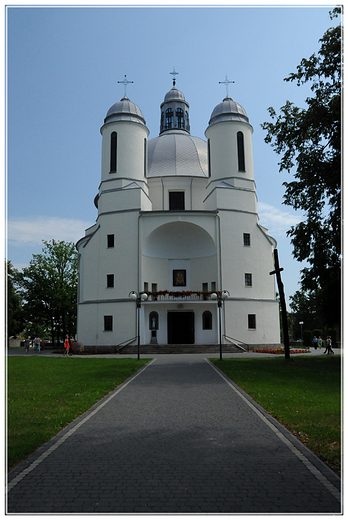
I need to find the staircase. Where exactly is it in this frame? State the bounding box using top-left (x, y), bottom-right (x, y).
top-left (116, 344), bottom-right (242, 354)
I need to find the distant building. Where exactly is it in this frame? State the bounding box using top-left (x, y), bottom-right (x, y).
top-left (76, 75), bottom-right (280, 349)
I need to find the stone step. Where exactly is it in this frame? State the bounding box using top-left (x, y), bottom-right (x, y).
top-left (116, 344), bottom-right (243, 354)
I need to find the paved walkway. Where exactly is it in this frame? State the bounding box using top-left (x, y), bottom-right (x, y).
top-left (7, 352), bottom-right (341, 513)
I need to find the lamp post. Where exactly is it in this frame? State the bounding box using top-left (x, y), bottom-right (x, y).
top-left (211, 290), bottom-right (230, 360)
top-left (129, 291), bottom-right (148, 360)
top-left (299, 321), bottom-right (304, 344)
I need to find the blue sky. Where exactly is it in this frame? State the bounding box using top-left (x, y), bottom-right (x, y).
top-left (6, 3), bottom-right (339, 307)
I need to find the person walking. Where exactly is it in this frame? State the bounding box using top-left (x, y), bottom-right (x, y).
top-left (312, 336), bottom-right (318, 350)
top-left (24, 338), bottom-right (30, 354)
top-left (325, 336), bottom-right (334, 354)
top-left (64, 337), bottom-right (70, 357)
top-left (318, 336), bottom-right (323, 350)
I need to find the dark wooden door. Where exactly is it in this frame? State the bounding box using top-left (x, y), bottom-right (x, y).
top-left (168, 312), bottom-right (195, 344)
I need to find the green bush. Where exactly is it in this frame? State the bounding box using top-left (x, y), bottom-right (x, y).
top-left (303, 330), bottom-right (313, 347)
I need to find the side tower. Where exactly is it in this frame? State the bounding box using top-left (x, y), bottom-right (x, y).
top-left (76, 94), bottom-right (150, 348)
top-left (205, 93), bottom-right (280, 346)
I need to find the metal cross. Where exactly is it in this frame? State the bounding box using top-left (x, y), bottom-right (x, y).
top-left (170, 67), bottom-right (179, 86)
top-left (118, 75), bottom-right (134, 97)
top-left (219, 75), bottom-right (235, 97)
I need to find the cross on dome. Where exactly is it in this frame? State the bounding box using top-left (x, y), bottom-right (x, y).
top-left (118, 75), bottom-right (134, 97)
top-left (170, 67), bottom-right (179, 86)
top-left (219, 75), bottom-right (235, 97)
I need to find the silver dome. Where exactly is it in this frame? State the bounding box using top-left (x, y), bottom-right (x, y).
top-left (163, 87), bottom-right (186, 103)
top-left (104, 96), bottom-right (146, 125)
top-left (208, 96), bottom-right (249, 126)
top-left (147, 130), bottom-right (208, 177)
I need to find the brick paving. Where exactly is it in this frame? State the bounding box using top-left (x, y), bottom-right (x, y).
top-left (7, 353), bottom-right (341, 513)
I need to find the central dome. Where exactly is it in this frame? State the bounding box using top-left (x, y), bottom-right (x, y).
top-left (147, 130), bottom-right (208, 177)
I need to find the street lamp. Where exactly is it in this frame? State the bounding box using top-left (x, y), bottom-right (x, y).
top-left (211, 290), bottom-right (230, 360)
top-left (129, 291), bottom-right (148, 360)
top-left (299, 321), bottom-right (304, 343)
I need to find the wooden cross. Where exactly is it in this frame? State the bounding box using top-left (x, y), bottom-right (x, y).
top-left (219, 75), bottom-right (235, 97)
top-left (118, 75), bottom-right (133, 97)
top-left (270, 249), bottom-right (290, 360)
top-left (170, 67), bottom-right (179, 86)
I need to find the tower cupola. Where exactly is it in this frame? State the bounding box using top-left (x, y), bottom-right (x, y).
top-left (160, 69), bottom-right (190, 135)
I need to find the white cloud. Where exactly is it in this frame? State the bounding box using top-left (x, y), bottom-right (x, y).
top-left (258, 202), bottom-right (303, 235)
top-left (7, 216), bottom-right (92, 246)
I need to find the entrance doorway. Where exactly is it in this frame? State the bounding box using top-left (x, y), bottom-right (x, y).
top-left (168, 312), bottom-right (195, 344)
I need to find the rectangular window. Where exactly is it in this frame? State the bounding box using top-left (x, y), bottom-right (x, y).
top-left (107, 234), bottom-right (114, 248)
top-left (152, 283), bottom-right (157, 293)
top-left (104, 315), bottom-right (113, 331)
top-left (211, 281), bottom-right (216, 292)
top-left (202, 282), bottom-right (208, 293)
top-left (248, 314), bottom-right (256, 330)
top-left (169, 191), bottom-right (185, 211)
top-left (173, 269), bottom-right (186, 287)
top-left (110, 132), bottom-right (117, 173)
top-left (144, 282), bottom-right (149, 292)
top-left (243, 233), bottom-right (251, 246)
top-left (245, 273), bottom-right (252, 287)
top-left (107, 274), bottom-right (114, 288)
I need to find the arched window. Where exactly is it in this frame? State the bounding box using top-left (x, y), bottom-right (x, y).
top-left (237, 131), bottom-right (245, 172)
top-left (165, 109), bottom-right (173, 129)
top-left (176, 108), bottom-right (184, 128)
top-left (149, 312), bottom-right (159, 330)
top-left (110, 131), bottom-right (117, 172)
top-left (202, 311), bottom-right (212, 330)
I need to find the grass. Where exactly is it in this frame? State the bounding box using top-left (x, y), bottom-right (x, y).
top-left (7, 357), bottom-right (150, 469)
top-left (212, 355), bottom-right (341, 475)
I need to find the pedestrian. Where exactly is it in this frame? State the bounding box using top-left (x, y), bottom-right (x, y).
top-left (318, 336), bottom-right (323, 350)
top-left (24, 338), bottom-right (30, 354)
top-left (64, 337), bottom-right (70, 357)
top-left (40, 339), bottom-right (45, 352)
top-left (325, 336), bottom-right (334, 354)
top-left (312, 336), bottom-right (318, 350)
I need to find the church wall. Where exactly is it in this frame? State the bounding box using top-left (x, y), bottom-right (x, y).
top-left (98, 186), bottom-right (152, 214)
top-left (203, 186), bottom-right (257, 213)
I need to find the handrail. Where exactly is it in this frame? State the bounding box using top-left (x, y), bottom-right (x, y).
top-left (223, 335), bottom-right (249, 352)
top-left (114, 336), bottom-right (138, 354)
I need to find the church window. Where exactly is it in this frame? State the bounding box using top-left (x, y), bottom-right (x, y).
top-left (110, 132), bottom-right (117, 172)
top-left (176, 108), bottom-right (184, 128)
top-left (169, 191), bottom-right (185, 210)
top-left (185, 111), bottom-right (189, 129)
top-left (245, 273), bottom-right (252, 287)
top-left (237, 131), bottom-right (245, 172)
top-left (207, 139), bottom-right (211, 177)
top-left (107, 274), bottom-right (114, 288)
top-left (202, 282), bottom-right (208, 293)
top-left (104, 315), bottom-right (113, 331)
top-left (211, 281), bottom-right (216, 292)
top-left (152, 283), bottom-right (157, 293)
top-left (165, 108), bottom-right (173, 129)
top-left (202, 311), bottom-right (212, 330)
top-left (144, 282), bottom-right (149, 292)
top-left (248, 314), bottom-right (256, 329)
top-left (144, 138), bottom-right (147, 176)
top-left (243, 233), bottom-right (251, 246)
top-left (149, 311), bottom-right (159, 330)
top-left (107, 234), bottom-right (114, 248)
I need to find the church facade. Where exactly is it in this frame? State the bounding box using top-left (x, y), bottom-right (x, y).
top-left (76, 75), bottom-right (280, 350)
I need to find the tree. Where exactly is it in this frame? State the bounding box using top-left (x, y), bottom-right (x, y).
top-left (6, 261), bottom-right (24, 338)
top-left (262, 8), bottom-right (341, 329)
top-left (17, 240), bottom-right (78, 345)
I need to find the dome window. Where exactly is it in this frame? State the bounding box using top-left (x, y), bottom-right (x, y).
top-left (176, 108), bottom-right (184, 129)
top-left (165, 108), bottom-right (173, 129)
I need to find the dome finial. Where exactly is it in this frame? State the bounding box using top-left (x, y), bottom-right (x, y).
top-left (170, 67), bottom-right (179, 86)
top-left (117, 74), bottom-right (134, 97)
top-left (219, 75), bottom-right (235, 98)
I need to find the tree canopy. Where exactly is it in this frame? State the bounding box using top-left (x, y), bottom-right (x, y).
top-left (16, 240), bottom-right (78, 343)
top-left (262, 8), bottom-right (341, 328)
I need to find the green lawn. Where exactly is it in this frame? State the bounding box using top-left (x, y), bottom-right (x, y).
top-left (212, 355), bottom-right (341, 475)
top-left (7, 357), bottom-right (150, 469)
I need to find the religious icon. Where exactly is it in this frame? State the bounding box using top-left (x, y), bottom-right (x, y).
top-left (173, 269), bottom-right (186, 287)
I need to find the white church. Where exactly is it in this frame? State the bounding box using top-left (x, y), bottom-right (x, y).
top-left (76, 73), bottom-right (280, 351)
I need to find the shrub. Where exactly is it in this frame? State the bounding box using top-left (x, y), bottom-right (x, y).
top-left (303, 330), bottom-right (313, 347)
